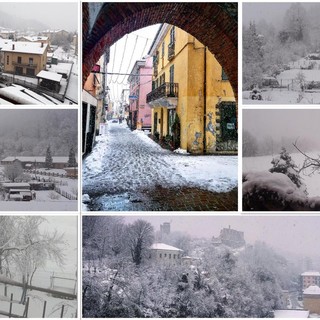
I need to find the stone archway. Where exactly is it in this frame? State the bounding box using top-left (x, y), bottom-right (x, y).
top-left (82, 3), bottom-right (238, 99)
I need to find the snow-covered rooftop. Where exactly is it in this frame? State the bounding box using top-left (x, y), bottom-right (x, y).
top-left (0, 40), bottom-right (47, 54)
top-left (1, 156), bottom-right (74, 163)
top-left (37, 70), bottom-right (62, 82)
top-left (304, 285), bottom-right (320, 295)
top-left (302, 271), bottom-right (320, 277)
top-left (19, 36), bottom-right (48, 42)
top-left (150, 243), bottom-right (183, 251)
top-left (0, 84), bottom-right (58, 105)
top-left (274, 310), bottom-right (309, 318)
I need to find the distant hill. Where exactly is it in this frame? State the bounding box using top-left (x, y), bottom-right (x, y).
top-left (0, 10), bottom-right (49, 32)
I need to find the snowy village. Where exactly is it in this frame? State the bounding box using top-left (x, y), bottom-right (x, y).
top-left (82, 216), bottom-right (320, 318)
top-left (0, 3), bottom-right (78, 105)
top-left (0, 109), bottom-right (78, 211)
top-left (0, 216), bottom-right (78, 318)
top-left (243, 3), bottom-right (320, 104)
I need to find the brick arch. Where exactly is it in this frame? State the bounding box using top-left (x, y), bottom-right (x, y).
top-left (83, 3), bottom-right (238, 99)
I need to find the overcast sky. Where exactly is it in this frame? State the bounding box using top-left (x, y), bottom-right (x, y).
top-left (243, 2), bottom-right (314, 27)
top-left (0, 2), bottom-right (77, 32)
top-left (41, 216), bottom-right (77, 273)
top-left (108, 24), bottom-right (160, 103)
top-left (124, 215), bottom-right (320, 257)
top-left (243, 109), bottom-right (320, 147)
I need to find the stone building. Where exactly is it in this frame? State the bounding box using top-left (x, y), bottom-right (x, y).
top-left (303, 285), bottom-right (320, 314)
top-left (150, 243), bottom-right (183, 264)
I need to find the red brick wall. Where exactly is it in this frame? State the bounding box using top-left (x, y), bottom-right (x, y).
top-left (82, 3), bottom-right (238, 100)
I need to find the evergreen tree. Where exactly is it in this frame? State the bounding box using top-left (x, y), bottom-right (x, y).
top-left (243, 21), bottom-right (264, 90)
top-left (270, 147), bottom-right (307, 194)
top-left (68, 146), bottom-right (77, 167)
top-left (45, 146), bottom-right (53, 169)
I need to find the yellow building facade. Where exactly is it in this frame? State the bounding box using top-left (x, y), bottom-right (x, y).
top-left (1, 41), bottom-right (48, 77)
top-left (147, 24), bottom-right (237, 154)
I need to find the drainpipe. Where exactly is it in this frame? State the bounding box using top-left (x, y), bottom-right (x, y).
top-left (203, 47), bottom-right (207, 154)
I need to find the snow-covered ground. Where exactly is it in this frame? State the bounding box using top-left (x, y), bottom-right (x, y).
top-left (0, 216), bottom-right (78, 318)
top-left (83, 122), bottom-right (238, 209)
top-left (243, 89), bottom-right (320, 104)
top-left (243, 152), bottom-right (320, 197)
top-left (243, 61), bottom-right (320, 104)
top-left (0, 167), bottom-right (78, 212)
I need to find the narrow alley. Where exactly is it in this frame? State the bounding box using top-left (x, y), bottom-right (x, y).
top-left (82, 122), bottom-right (238, 211)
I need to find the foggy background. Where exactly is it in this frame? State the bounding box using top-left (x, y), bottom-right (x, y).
top-left (243, 109), bottom-right (320, 153)
top-left (0, 109), bottom-right (78, 158)
top-left (124, 215), bottom-right (320, 257)
top-left (243, 2), bottom-right (316, 28)
top-left (0, 2), bottom-right (77, 32)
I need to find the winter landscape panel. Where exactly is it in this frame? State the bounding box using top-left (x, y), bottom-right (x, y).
top-left (0, 109), bottom-right (78, 211)
top-left (243, 2), bottom-right (320, 104)
top-left (83, 215), bottom-right (320, 318)
top-left (243, 109), bottom-right (320, 211)
top-left (0, 2), bottom-right (78, 105)
top-left (0, 215), bottom-right (78, 318)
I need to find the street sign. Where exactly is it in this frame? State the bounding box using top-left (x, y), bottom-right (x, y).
top-left (129, 95), bottom-right (138, 100)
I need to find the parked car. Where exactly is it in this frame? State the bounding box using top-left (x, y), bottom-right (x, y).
top-left (7, 189), bottom-right (32, 201)
top-left (262, 76), bottom-right (280, 88)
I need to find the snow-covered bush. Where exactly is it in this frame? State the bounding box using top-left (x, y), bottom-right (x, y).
top-left (269, 147), bottom-right (307, 195)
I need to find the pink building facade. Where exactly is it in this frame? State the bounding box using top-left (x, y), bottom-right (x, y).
top-left (128, 56), bottom-right (152, 130)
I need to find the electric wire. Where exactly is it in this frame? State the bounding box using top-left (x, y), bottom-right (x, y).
top-left (112, 34), bottom-right (128, 84)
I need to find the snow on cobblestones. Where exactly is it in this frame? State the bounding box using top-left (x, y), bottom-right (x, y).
top-left (83, 123), bottom-right (238, 197)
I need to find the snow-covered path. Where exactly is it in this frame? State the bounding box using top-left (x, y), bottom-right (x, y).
top-left (82, 122), bottom-right (238, 211)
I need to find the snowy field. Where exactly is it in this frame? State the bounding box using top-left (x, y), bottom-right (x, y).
top-left (243, 65), bottom-right (320, 104)
top-left (243, 152), bottom-right (320, 197)
top-left (243, 89), bottom-right (320, 104)
top-left (83, 122), bottom-right (238, 210)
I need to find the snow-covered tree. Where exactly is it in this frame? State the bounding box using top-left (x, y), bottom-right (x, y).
top-left (127, 220), bottom-right (154, 265)
top-left (4, 160), bottom-right (23, 181)
top-left (243, 21), bottom-right (264, 90)
top-left (45, 145), bottom-right (53, 169)
top-left (269, 147), bottom-right (307, 194)
top-left (68, 146), bottom-right (77, 167)
top-left (243, 130), bottom-right (259, 157)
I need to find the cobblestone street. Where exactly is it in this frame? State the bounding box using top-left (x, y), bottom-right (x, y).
top-left (83, 122), bottom-right (238, 211)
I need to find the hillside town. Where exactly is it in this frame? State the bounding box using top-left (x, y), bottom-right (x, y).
top-left (0, 3), bottom-right (78, 105)
top-left (82, 6), bottom-right (238, 210)
top-left (83, 216), bottom-right (320, 318)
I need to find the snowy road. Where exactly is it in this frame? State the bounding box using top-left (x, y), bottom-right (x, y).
top-left (83, 122), bottom-right (238, 211)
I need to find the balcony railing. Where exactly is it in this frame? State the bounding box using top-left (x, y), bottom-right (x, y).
top-left (146, 82), bottom-right (178, 103)
top-left (12, 61), bottom-right (37, 68)
top-left (168, 42), bottom-right (175, 61)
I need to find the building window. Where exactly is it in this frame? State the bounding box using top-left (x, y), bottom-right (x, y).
top-left (6, 55), bottom-right (9, 65)
top-left (159, 253), bottom-right (162, 258)
top-left (169, 254), bottom-right (171, 259)
top-left (162, 42), bottom-right (165, 58)
top-left (170, 26), bottom-right (175, 44)
top-left (164, 253), bottom-right (167, 258)
top-left (222, 68), bottom-right (228, 80)
top-left (17, 56), bottom-right (22, 64)
top-left (173, 254), bottom-right (176, 259)
top-left (29, 57), bottom-right (33, 65)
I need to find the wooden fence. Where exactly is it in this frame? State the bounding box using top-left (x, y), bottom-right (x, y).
top-left (0, 278), bottom-right (77, 318)
top-left (55, 186), bottom-right (77, 200)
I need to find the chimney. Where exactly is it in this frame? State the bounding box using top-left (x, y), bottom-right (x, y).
top-left (41, 42), bottom-right (43, 48)
top-left (12, 44), bottom-right (15, 50)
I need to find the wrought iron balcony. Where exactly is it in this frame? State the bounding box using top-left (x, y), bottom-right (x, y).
top-left (12, 61), bottom-right (37, 68)
top-left (146, 82), bottom-right (178, 104)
